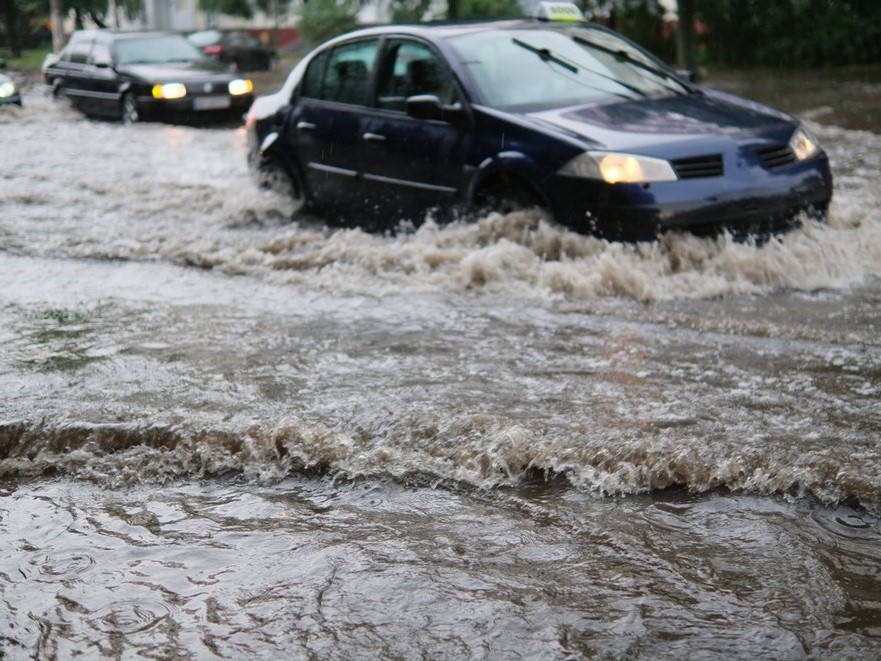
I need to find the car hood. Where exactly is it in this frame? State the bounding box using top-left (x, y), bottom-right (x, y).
top-left (527, 90), bottom-right (797, 151)
top-left (117, 62), bottom-right (235, 84)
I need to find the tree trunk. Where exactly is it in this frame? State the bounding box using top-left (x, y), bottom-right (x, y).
top-left (676, 0), bottom-right (697, 76)
top-left (50, 0), bottom-right (65, 51)
top-left (1, 0), bottom-right (21, 57)
top-left (448, 0), bottom-right (458, 19)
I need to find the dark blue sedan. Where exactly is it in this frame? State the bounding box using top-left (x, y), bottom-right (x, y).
top-left (245, 5), bottom-right (832, 241)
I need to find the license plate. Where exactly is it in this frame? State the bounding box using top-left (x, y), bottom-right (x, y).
top-left (193, 96), bottom-right (231, 111)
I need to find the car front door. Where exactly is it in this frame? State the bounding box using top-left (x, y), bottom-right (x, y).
top-left (358, 38), bottom-right (471, 222)
top-left (285, 38), bottom-right (380, 215)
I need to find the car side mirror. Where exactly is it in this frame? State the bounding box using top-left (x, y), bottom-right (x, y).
top-left (93, 57), bottom-right (112, 69)
top-left (676, 69), bottom-right (699, 83)
top-left (405, 94), bottom-right (468, 127)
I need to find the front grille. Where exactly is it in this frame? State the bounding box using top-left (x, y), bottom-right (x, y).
top-left (757, 144), bottom-right (797, 169)
top-left (671, 154), bottom-right (724, 179)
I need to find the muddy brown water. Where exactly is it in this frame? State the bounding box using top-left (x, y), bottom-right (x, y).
top-left (0, 66), bottom-right (880, 658)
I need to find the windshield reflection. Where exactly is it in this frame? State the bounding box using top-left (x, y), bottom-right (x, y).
top-left (449, 26), bottom-right (689, 112)
top-left (115, 36), bottom-right (208, 66)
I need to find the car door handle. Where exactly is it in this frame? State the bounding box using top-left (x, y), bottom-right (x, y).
top-left (362, 132), bottom-right (386, 143)
top-left (296, 121), bottom-right (316, 131)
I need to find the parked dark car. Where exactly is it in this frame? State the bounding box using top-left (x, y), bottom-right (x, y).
top-left (245, 3), bottom-right (832, 241)
top-left (42, 30), bottom-right (254, 124)
top-left (0, 61), bottom-right (22, 106)
top-left (188, 29), bottom-right (277, 72)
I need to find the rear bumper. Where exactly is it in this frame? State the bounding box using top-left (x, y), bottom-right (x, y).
top-left (549, 154), bottom-right (833, 241)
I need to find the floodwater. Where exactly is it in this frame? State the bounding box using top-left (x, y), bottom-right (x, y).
top-left (1, 67), bottom-right (880, 659)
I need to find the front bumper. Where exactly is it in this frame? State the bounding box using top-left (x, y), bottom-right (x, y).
top-left (136, 93), bottom-right (253, 120)
top-left (550, 154), bottom-right (833, 241)
top-left (0, 92), bottom-right (22, 106)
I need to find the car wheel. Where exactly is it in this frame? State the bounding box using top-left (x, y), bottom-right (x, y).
top-left (51, 78), bottom-right (66, 99)
top-left (474, 173), bottom-right (547, 215)
top-left (257, 157), bottom-right (306, 216)
top-left (120, 92), bottom-right (139, 125)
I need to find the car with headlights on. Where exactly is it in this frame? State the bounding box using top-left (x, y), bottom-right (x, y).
top-left (0, 64), bottom-right (22, 106)
top-left (42, 30), bottom-right (254, 124)
top-left (188, 29), bottom-right (277, 72)
top-left (245, 2), bottom-right (832, 241)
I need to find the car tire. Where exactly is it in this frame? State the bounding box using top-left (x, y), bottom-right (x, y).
top-left (51, 78), bottom-right (66, 99)
top-left (257, 157), bottom-right (306, 216)
top-left (474, 173), bottom-right (547, 215)
top-left (120, 92), bottom-right (139, 125)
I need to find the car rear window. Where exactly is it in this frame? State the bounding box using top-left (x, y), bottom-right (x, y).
top-left (301, 39), bottom-right (379, 106)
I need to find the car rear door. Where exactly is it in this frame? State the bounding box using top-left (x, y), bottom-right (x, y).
top-left (284, 38), bottom-right (381, 213)
top-left (57, 36), bottom-right (94, 110)
top-left (84, 37), bottom-right (120, 117)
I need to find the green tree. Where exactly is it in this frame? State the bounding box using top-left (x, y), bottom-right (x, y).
top-left (1, 0), bottom-right (50, 55)
top-left (693, 0), bottom-right (881, 67)
top-left (298, 0), bottom-right (363, 45)
top-left (454, 0), bottom-right (521, 18)
top-left (388, 0), bottom-right (433, 22)
top-left (61, 0), bottom-right (143, 29)
top-left (200, 0), bottom-right (255, 20)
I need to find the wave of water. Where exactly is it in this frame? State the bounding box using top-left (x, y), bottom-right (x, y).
top-left (3, 82), bottom-right (881, 517)
top-left (3, 414), bottom-right (879, 513)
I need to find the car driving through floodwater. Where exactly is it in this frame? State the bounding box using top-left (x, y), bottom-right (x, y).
top-left (246, 2), bottom-right (832, 241)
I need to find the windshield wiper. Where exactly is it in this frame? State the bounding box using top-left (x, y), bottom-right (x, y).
top-left (512, 38), bottom-right (578, 73)
top-left (571, 35), bottom-right (696, 94)
top-left (511, 37), bottom-right (646, 99)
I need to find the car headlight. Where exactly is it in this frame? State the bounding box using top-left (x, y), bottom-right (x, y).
top-left (228, 79), bottom-right (253, 96)
top-left (789, 126), bottom-right (820, 161)
top-left (0, 81), bottom-right (16, 98)
top-left (558, 151), bottom-right (678, 184)
top-left (152, 83), bottom-right (187, 100)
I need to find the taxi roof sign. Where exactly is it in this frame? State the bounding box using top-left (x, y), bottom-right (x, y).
top-left (535, 2), bottom-right (585, 22)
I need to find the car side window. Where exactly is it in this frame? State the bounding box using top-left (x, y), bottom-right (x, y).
top-left (300, 50), bottom-right (328, 99)
top-left (319, 39), bottom-right (379, 106)
top-left (376, 40), bottom-right (458, 112)
top-left (67, 39), bottom-right (93, 64)
top-left (89, 42), bottom-right (112, 66)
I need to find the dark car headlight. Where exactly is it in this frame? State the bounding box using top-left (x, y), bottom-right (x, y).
top-left (789, 125), bottom-right (820, 161)
top-left (0, 81), bottom-right (17, 99)
top-left (558, 151), bottom-right (678, 184)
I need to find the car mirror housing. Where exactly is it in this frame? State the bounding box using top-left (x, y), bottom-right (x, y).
top-left (406, 94), bottom-right (444, 120)
top-left (405, 94), bottom-right (468, 127)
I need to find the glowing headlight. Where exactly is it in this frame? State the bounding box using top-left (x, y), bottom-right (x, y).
top-left (152, 83), bottom-right (187, 100)
top-left (228, 79), bottom-right (253, 96)
top-left (789, 126), bottom-right (819, 161)
top-left (558, 151), bottom-right (677, 184)
top-left (0, 81), bottom-right (16, 98)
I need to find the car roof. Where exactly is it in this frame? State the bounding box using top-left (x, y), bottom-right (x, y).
top-left (341, 18), bottom-right (552, 38)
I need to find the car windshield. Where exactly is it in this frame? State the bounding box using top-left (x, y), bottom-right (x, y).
top-left (115, 35), bottom-right (208, 65)
top-left (447, 25), bottom-right (690, 112)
